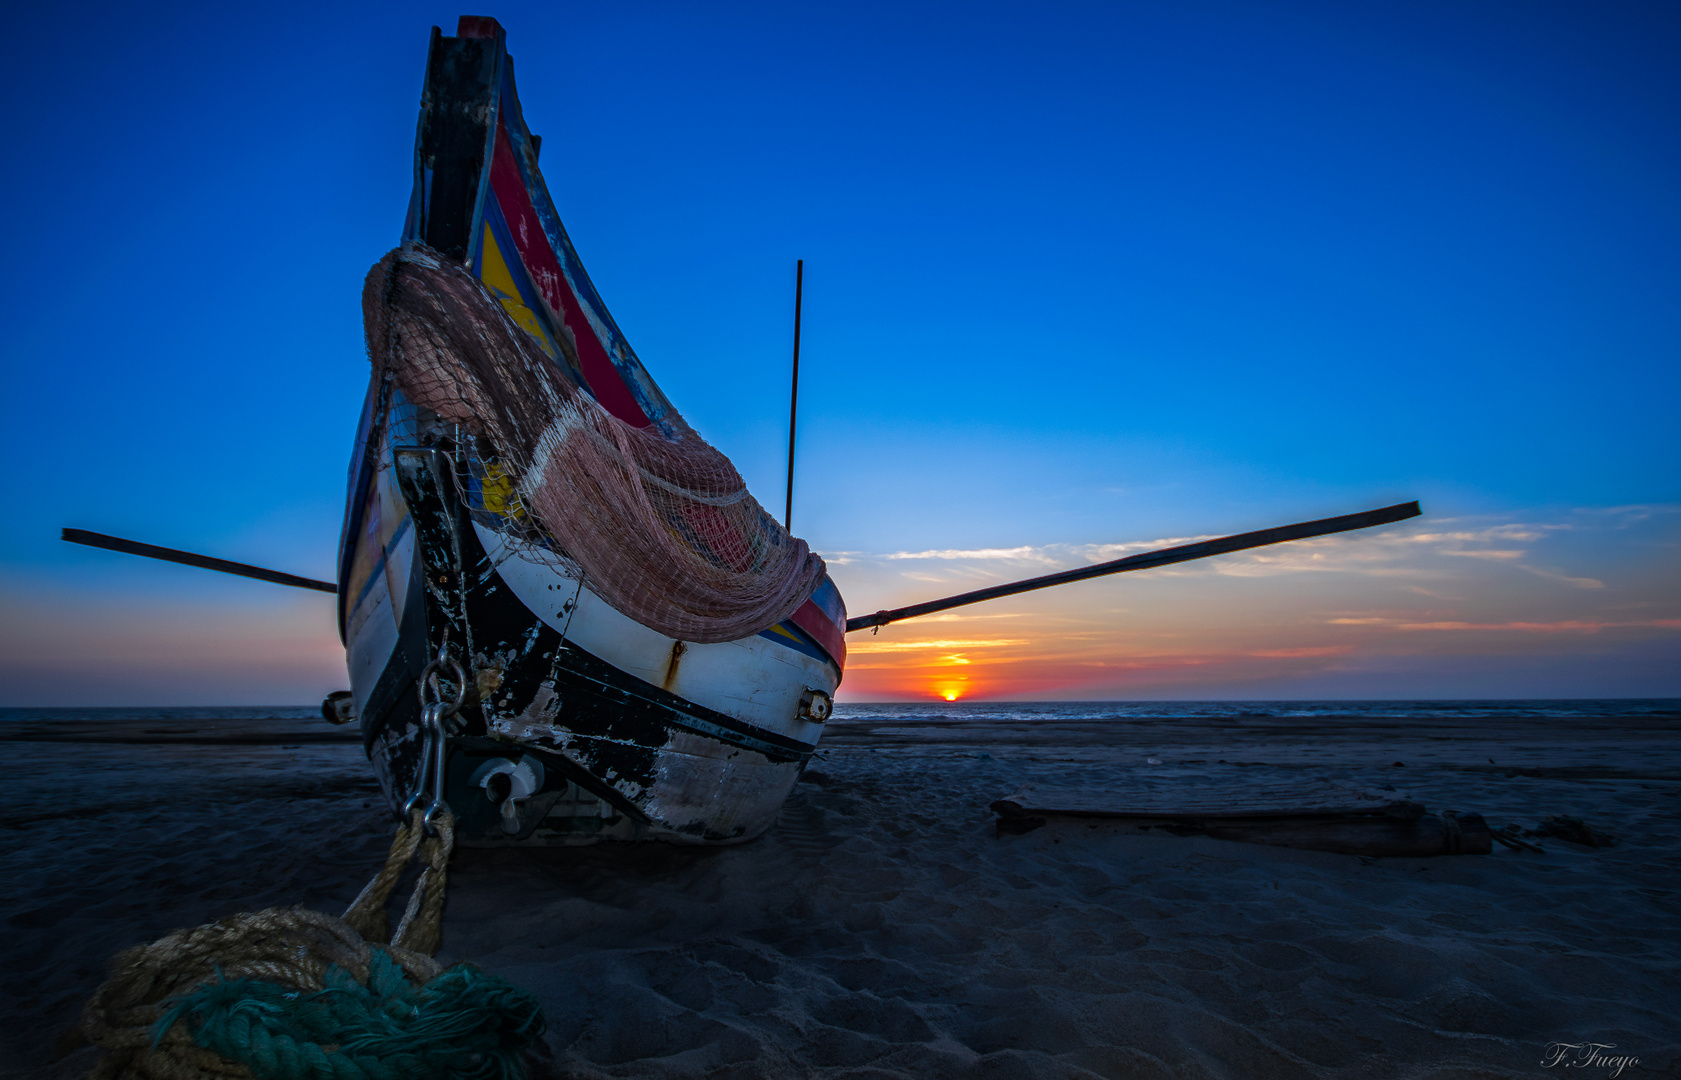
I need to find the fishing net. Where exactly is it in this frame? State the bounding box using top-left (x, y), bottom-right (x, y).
top-left (80, 811), bottom-right (547, 1080)
top-left (363, 243), bottom-right (825, 644)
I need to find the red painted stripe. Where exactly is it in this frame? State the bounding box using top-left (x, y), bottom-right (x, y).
top-left (488, 122), bottom-right (650, 427)
top-left (791, 599), bottom-right (847, 670)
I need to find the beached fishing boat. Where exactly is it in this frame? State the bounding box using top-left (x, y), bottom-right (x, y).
top-left (61, 15), bottom-right (1422, 849)
top-left (340, 17), bottom-right (847, 846)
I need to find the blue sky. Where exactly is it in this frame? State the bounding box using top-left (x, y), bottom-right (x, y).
top-left (1, 1), bottom-right (1675, 704)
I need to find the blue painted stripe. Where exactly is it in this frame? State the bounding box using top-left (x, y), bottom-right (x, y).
top-left (758, 619), bottom-right (835, 668)
top-left (810, 576), bottom-right (847, 625)
top-left (336, 377), bottom-right (383, 641)
top-left (349, 514), bottom-right (413, 617)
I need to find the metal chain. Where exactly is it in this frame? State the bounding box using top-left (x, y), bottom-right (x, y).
top-left (404, 630), bottom-right (467, 832)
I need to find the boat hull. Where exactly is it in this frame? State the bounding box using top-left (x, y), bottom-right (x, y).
top-left (342, 430), bottom-right (842, 846)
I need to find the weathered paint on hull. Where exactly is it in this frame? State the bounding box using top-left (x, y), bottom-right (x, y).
top-left (342, 430), bottom-right (843, 846)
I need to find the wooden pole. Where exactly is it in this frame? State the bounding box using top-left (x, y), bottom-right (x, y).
top-left (61, 528), bottom-right (338, 593)
top-left (845, 501), bottom-right (1421, 632)
top-left (785, 259), bottom-right (803, 532)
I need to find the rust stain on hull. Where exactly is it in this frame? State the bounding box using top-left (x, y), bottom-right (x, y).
top-left (663, 640), bottom-right (687, 691)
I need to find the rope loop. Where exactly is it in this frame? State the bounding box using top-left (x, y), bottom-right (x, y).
top-left (76, 807), bottom-right (521, 1080)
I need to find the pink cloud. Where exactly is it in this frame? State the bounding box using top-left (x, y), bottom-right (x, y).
top-left (1396, 619), bottom-right (1681, 633)
top-left (1248, 645), bottom-right (1357, 658)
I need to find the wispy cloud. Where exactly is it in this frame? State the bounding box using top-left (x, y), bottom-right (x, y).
top-left (1572, 504), bottom-right (1681, 525)
top-left (1519, 565), bottom-right (1605, 589)
top-left (919, 611), bottom-right (1032, 622)
top-left (1404, 524), bottom-right (1562, 544)
top-left (1079, 536), bottom-right (1214, 561)
top-left (1248, 645), bottom-right (1356, 658)
top-left (886, 546), bottom-right (1054, 562)
top-left (1399, 619), bottom-right (1681, 633)
top-left (1405, 585), bottom-right (1460, 600)
top-left (855, 516), bottom-right (1626, 594)
top-left (848, 638), bottom-right (1032, 653)
top-left (1328, 617), bottom-right (1681, 634)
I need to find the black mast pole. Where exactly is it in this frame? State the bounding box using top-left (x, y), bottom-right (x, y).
top-left (785, 259), bottom-right (803, 532)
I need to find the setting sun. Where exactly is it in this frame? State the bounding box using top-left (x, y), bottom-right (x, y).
top-left (931, 678), bottom-right (969, 701)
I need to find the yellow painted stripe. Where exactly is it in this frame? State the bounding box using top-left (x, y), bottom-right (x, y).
top-left (481, 225), bottom-right (557, 359)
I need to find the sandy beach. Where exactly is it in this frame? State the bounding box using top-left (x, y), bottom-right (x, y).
top-left (2, 706), bottom-right (1676, 1079)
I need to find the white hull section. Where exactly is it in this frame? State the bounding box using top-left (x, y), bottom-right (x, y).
top-left (473, 522), bottom-right (836, 743)
top-left (342, 487), bottom-right (842, 846)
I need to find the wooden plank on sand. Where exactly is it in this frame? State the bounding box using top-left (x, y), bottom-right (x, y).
top-left (991, 781), bottom-right (1491, 857)
top-left (993, 779), bottom-right (1422, 819)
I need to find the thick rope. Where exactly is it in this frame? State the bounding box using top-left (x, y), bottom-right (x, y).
top-left (75, 810), bottom-right (535, 1080)
top-left (391, 814), bottom-right (455, 958)
top-left (340, 811), bottom-right (429, 945)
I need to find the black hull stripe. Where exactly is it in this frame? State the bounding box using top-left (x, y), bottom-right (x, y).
top-left (554, 641), bottom-right (815, 762)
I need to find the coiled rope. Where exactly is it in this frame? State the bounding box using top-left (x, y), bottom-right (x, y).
top-left (77, 810), bottom-right (543, 1080)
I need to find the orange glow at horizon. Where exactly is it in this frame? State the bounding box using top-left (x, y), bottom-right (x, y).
top-left (826, 507), bottom-right (1680, 702)
top-left (930, 676), bottom-right (970, 701)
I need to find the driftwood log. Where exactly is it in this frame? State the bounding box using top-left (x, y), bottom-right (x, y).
top-left (991, 780), bottom-right (1492, 856)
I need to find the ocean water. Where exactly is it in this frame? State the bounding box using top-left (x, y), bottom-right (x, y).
top-left (1, 699), bottom-right (1675, 725)
top-left (832, 699), bottom-right (1681, 722)
top-left (0, 705), bottom-right (325, 724)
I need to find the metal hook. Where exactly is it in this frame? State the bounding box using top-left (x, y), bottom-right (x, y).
top-left (422, 700), bottom-right (450, 829)
top-left (402, 701), bottom-right (446, 818)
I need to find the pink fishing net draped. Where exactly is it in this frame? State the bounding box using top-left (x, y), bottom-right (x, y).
top-left (363, 244), bottom-right (825, 644)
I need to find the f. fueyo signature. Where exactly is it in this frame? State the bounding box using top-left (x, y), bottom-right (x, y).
top-left (1541, 1042), bottom-right (1639, 1078)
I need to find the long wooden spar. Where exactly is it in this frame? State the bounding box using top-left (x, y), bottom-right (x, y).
top-left (64, 500), bottom-right (1422, 633)
top-left (844, 500), bottom-right (1421, 633)
top-left (61, 529), bottom-right (338, 593)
